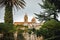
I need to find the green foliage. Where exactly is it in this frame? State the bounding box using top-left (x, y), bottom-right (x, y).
top-left (17, 32), bottom-right (26, 40)
top-left (37, 20), bottom-right (60, 40)
top-left (39, 0), bottom-right (56, 10)
top-left (28, 28), bottom-right (36, 34)
top-left (18, 30), bottom-right (24, 34)
top-left (0, 23), bottom-right (5, 33)
top-left (42, 19), bottom-right (58, 28)
top-left (35, 0), bottom-right (59, 22)
top-left (0, 23), bottom-right (16, 33)
top-left (35, 12), bottom-right (51, 21)
top-left (28, 29), bottom-right (32, 34)
top-left (16, 25), bottom-right (28, 28)
top-left (48, 0), bottom-right (60, 11)
top-left (15, 25), bottom-right (28, 40)
top-left (0, 23), bottom-right (16, 40)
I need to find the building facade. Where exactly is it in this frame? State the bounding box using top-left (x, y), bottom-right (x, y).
top-left (14, 14), bottom-right (40, 29)
top-left (14, 14), bottom-right (43, 40)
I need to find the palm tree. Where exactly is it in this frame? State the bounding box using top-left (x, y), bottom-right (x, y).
top-left (0, 0), bottom-right (26, 24)
top-left (0, 0), bottom-right (25, 40)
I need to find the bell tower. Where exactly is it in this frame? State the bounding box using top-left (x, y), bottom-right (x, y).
top-left (24, 14), bottom-right (28, 23)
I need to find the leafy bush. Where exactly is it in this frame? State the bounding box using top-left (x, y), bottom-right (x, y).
top-left (36, 19), bottom-right (60, 40)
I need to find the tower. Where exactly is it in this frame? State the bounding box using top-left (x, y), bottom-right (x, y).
top-left (31, 17), bottom-right (36, 23)
top-left (24, 14), bottom-right (28, 23)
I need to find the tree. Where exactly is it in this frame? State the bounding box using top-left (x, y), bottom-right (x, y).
top-left (0, 0), bottom-right (25, 40)
top-left (48, 0), bottom-right (60, 11)
top-left (15, 25), bottom-right (28, 40)
top-left (0, 23), bottom-right (16, 40)
top-left (0, 0), bottom-right (26, 24)
top-left (17, 33), bottom-right (26, 40)
top-left (37, 19), bottom-right (60, 40)
top-left (35, 0), bottom-right (59, 22)
top-left (35, 12), bottom-right (51, 22)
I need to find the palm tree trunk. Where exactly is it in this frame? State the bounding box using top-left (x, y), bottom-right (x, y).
top-left (4, 3), bottom-right (14, 40)
top-left (4, 3), bottom-right (13, 24)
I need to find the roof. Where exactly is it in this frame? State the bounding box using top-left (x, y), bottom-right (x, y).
top-left (14, 22), bottom-right (34, 25)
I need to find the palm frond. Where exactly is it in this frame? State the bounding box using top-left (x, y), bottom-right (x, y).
top-left (0, 0), bottom-right (26, 9)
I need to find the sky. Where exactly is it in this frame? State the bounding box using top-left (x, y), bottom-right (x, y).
top-left (0, 0), bottom-right (43, 23)
top-left (0, 0), bottom-right (60, 23)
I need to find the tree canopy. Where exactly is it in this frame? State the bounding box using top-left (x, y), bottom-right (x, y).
top-left (36, 19), bottom-right (60, 40)
top-left (35, 0), bottom-right (60, 22)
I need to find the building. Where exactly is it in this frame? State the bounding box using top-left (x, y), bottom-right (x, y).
top-left (14, 14), bottom-right (40, 29)
top-left (14, 14), bottom-right (43, 40)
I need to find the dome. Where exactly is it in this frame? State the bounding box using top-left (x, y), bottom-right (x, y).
top-left (31, 17), bottom-right (36, 23)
